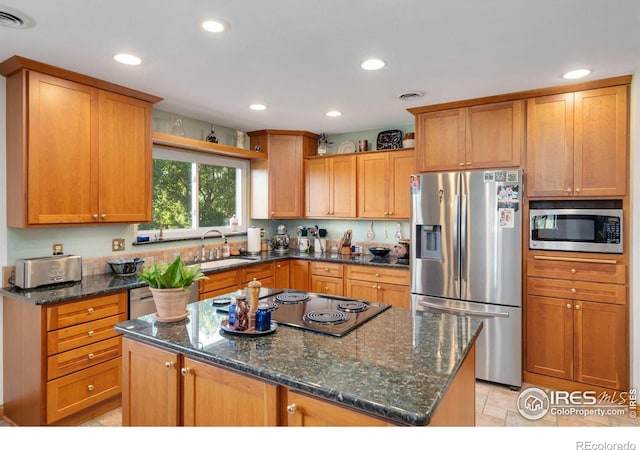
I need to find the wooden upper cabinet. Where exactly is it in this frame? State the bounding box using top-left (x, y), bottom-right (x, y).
top-left (527, 86), bottom-right (628, 198)
top-left (305, 155), bottom-right (356, 218)
top-left (415, 100), bottom-right (523, 172)
top-left (249, 130), bottom-right (319, 219)
top-left (2, 58), bottom-right (160, 227)
top-left (358, 150), bottom-right (415, 219)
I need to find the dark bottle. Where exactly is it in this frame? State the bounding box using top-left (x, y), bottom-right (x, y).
top-left (255, 304), bottom-right (271, 332)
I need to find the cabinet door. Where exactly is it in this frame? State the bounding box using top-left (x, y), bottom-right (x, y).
top-left (574, 301), bottom-right (627, 390)
top-left (269, 134), bottom-right (304, 218)
top-left (27, 71), bottom-right (99, 224)
top-left (182, 357), bottom-right (279, 426)
top-left (285, 390), bottom-right (391, 426)
top-left (415, 108), bottom-right (466, 172)
top-left (311, 275), bottom-right (343, 296)
top-left (466, 100), bottom-right (523, 169)
top-left (573, 86), bottom-right (628, 197)
top-left (289, 260), bottom-right (310, 291)
top-left (526, 93), bottom-right (575, 197)
top-left (387, 150), bottom-right (415, 219)
top-left (98, 90), bottom-right (152, 222)
top-left (525, 295), bottom-right (573, 380)
top-left (305, 158), bottom-right (331, 217)
top-left (122, 338), bottom-right (180, 426)
top-left (330, 155), bottom-right (357, 218)
top-left (378, 283), bottom-right (411, 308)
top-left (357, 152), bottom-right (388, 218)
top-left (274, 260), bottom-right (290, 289)
top-left (344, 279), bottom-right (379, 302)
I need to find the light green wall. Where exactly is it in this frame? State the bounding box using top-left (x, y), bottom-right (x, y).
top-left (325, 125), bottom-right (414, 155)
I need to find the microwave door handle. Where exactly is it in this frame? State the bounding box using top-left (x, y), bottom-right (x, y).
top-left (417, 300), bottom-right (510, 318)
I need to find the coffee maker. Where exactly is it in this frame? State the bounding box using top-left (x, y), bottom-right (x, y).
top-left (272, 224), bottom-right (290, 254)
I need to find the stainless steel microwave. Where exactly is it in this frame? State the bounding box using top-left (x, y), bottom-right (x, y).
top-left (529, 208), bottom-right (623, 254)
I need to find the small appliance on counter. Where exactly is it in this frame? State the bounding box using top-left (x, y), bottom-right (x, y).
top-left (14, 255), bottom-right (82, 289)
top-left (272, 224), bottom-right (290, 254)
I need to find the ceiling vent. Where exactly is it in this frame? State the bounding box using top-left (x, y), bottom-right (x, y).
top-left (0, 6), bottom-right (35, 29)
top-left (397, 91), bottom-right (425, 101)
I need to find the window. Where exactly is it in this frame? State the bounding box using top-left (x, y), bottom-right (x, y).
top-left (137, 146), bottom-right (248, 239)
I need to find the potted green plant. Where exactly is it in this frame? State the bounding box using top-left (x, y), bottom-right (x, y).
top-left (138, 255), bottom-right (208, 322)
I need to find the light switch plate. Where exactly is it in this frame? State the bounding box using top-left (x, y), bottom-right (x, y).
top-left (112, 238), bottom-right (125, 252)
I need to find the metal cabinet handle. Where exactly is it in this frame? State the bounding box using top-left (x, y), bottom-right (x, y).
top-left (87, 307), bottom-right (94, 314)
top-left (375, 273), bottom-right (379, 277)
top-left (571, 268), bottom-right (577, 274)
top-left (87, 384), bottom-right (95, 391)
top-left (459, 162), bottom-right (465, 167)
top-left (92, 214), bottom-right (99, 220)
top-left (87, 330), bottom-right (94, 337)
top-left (570, 288), bottom-right (576, 294)
top-left (100, 214), bottom-right (107, 219)
top-left (324, 267), bottom-right (329, 272)
top-left (165, 361), bottom-right (175, 369)
top-left (287, 403), bottom-right (297, 415)
top-left (88, 353), bottom-right (95, 360)
top-left (566, 188), bottom-right (572, 193)
top-left (575, 304), bottom-right (581, 310)
top-left (181, 367), bottom-right (191, 376)
top-left (575, 187), bottom-right (581, 193)
top-left (566, 303), bottom-right (572, 309)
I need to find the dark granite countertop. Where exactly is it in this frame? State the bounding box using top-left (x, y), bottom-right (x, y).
top-left (115, 298), bottom-right (482, 426)
top-left (0, 251), bottom-right (408, 306)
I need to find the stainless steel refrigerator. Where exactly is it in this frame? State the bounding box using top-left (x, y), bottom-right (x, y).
top-left (410, 169), bottom-right (522, 388)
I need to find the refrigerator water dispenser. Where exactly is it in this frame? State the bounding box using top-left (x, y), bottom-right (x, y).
top-left (416, 225), bottom-right (442, 260)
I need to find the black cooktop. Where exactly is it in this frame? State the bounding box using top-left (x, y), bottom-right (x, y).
top-left (210, 289), bottom-right (391, 337)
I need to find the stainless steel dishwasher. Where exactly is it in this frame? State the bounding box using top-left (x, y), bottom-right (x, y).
top-left (129, 283), bottom-right (198, 319)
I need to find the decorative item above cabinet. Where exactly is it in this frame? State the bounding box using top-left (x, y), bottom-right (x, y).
top-left (0, 55), bottom-right (163, 227)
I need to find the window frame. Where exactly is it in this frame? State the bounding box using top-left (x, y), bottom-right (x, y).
top-left (135, 145), bottom-right (249, 240)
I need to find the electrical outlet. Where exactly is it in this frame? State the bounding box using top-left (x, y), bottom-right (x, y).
top-left (52, 243), bottom-right (63, 255)
top-left (112, 238), bottom-right (125, 252)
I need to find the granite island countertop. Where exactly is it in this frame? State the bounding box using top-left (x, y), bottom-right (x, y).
top-left (115, 298), bottom-right (482, 426)
top-left (0, 250), bottom-right (408, 306)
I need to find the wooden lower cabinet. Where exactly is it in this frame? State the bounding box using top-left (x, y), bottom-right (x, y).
top-left (198, 269), bottom-right (240, 300)
top-left (344, 265), bottom-right (410, 308)
top-left (273, 260), bottom-right (290, 289)
top-left (289, 259), bottom-right (310, 291)
top-left (310, 261), bottom-right (344, 296)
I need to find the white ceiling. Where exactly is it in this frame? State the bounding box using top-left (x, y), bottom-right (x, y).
top-left (1, 0), bottom-right (639, 135)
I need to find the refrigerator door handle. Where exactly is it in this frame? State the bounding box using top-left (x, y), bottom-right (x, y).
top-left (453, 193), bottom-right (460, 281)
top-left (416, 300), bottom-right (510, 318)
top-left (460, 193), bottom-right (467, 281)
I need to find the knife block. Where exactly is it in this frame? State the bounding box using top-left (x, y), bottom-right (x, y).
top-left (340, 246), bottom-right (351, 255)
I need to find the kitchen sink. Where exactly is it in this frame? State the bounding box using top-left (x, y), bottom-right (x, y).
top-left (193, 258), bottom-right (250, 270)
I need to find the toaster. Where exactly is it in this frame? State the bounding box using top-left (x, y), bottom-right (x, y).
top-left (14, 255), bottom-right (82, 289)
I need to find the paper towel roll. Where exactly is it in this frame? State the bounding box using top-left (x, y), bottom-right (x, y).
top-left (247, 227), bottom-right (261, 254)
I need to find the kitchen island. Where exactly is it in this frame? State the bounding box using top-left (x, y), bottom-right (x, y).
top-left (115, 294), bottom-right (482, 426)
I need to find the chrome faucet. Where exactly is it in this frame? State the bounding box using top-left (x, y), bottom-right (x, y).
top-left (201, 229), bottom-right (225, 260)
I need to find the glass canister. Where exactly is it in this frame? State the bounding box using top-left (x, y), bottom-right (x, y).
top-left (234, 294), bottom-right (249, 331)
top-left (255, 304), bottom-right (271, 332)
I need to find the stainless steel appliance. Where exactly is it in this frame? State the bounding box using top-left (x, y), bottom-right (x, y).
top-left (410, 169), bottom-right (522, 388)
top-left (272, 224), bottom-right (290, 254)
top-left (211, 288), bottom-right (391, 337)
top-left (529, 206), bottom-right (622, 254)
top-left (14, 255), bottom-right (82, 289)
top-left (129, 283), bottom-right (198, 319)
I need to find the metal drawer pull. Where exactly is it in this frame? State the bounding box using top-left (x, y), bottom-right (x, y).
top-left (181, 367), bottom-right (191, 376)
top-left (87, 330), bottom-right (94, 337)
top-left (87, 307), bottom-right (94, 314)
top-left (575, 304), bottom-right (581, 310)
top-left (165, 361), bottom-right (175, 368)
top-left (87, 384), bottom-right (94, 391)
top-left (570, 288), bottom-right (576, 294)
top-left (571, 268), bottom-right (577, 274)
top-left (287, 404), bottom-right (297, 414)
top-left (88, 353), bottom-right (95, 360)
top-left (566, 304), bottom-right (572, 309)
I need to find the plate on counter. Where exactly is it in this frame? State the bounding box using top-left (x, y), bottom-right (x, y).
top-left (220, 319), bottom-right (277, 336)
top-left (337, 140), bottom-right (356, 154)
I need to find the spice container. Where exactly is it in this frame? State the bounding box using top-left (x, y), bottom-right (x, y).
top-left (255, 304), bottom-right (271, 332)
top-left (233, 294), bottom-right (249, 331)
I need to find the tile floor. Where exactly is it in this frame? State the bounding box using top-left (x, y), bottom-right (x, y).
top-left (1, 381), bottom-right (638, 426)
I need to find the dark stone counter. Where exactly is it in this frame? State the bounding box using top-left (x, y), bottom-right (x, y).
top-left (115, 298), bottom-right (482, 426)
top-left (0, 251), bottom-right (407, 306)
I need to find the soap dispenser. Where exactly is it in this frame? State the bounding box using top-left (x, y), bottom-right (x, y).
top-left (222, 238), bottom-right (230, 258)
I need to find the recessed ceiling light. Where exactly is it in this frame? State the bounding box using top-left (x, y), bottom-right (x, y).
top-left (249, 104), bottom-right (267, 111)
top-left (326, 111), bottom-right (342, 117)
top-left (563, 69), bottom-right (591, 80)
top-left (113, 53), bottom-right (142, 65)
top-left (202, 20), bottom-right (226, 33)
top-left (361, 59), bottom-right (386, 71)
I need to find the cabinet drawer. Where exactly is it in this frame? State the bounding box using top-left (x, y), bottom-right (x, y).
top-left (199, 270), bottom-right (239, 294)
top-left (527, 277), bottom-right (625, 305)
top-left (47, 336), bottom-right (122, 380)
top-left (527, 256), bottom-right (625, 284)
top-left (46, 358), bottom-right (122, 424)
top-left (47, 292), bottom-right (127, 331)
top-left (310, 261), bottom-right (344, 278)
top-left (345, 265), bottom-right (410, 285)
top-left (311, 275), bottom-right (344, 296)
top-left (241, 262), bottom-right (274, 283)
top-left (47, 314), bottom-right (126, 355)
